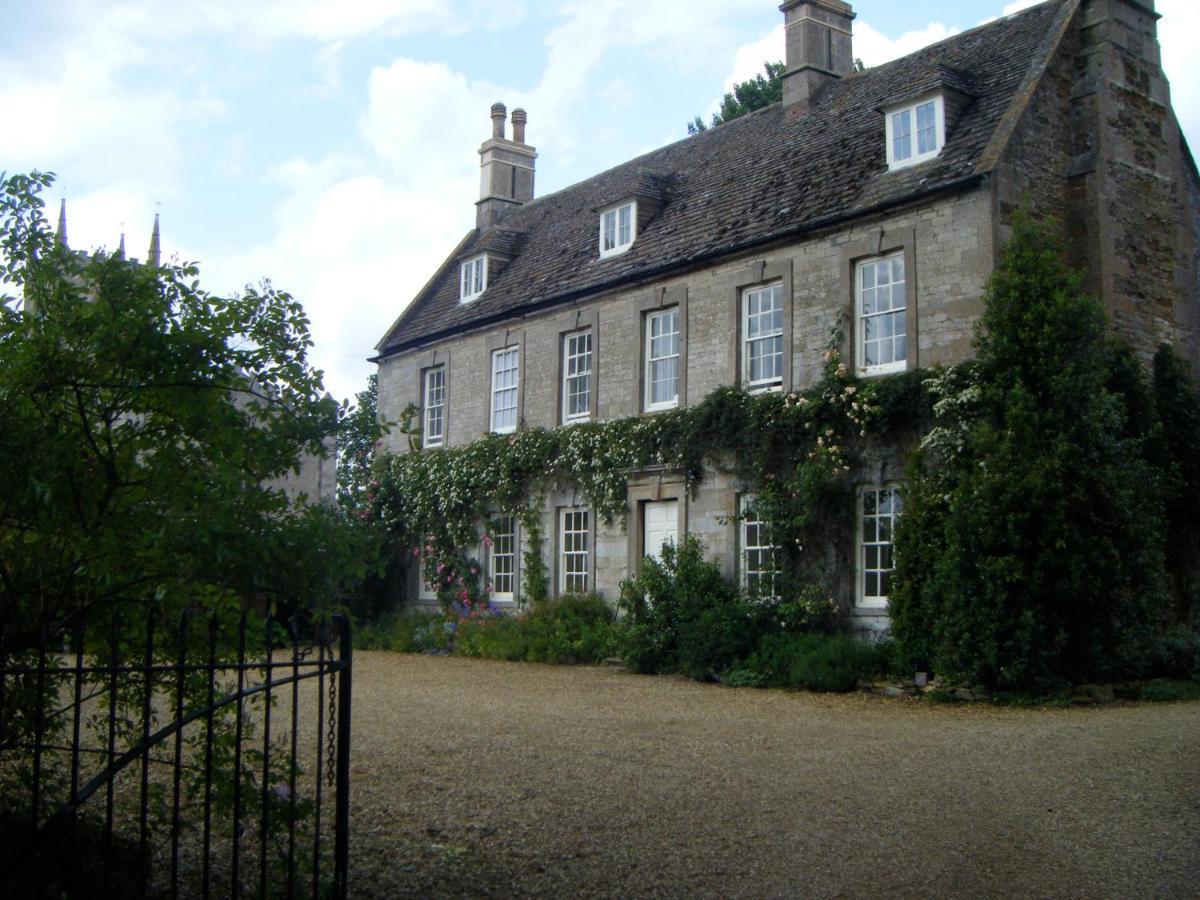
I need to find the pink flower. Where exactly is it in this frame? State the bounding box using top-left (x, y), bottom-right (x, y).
top-left (436, 563), bottom-right (445, 573)
top-left (470, 567), bottom-right (478, 575)
top-left (412, 548), bottom-right (420, 557)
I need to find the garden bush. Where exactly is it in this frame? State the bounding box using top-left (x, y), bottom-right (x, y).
top-left (787, 634), bottom-right (882, 693)
top-left (523, 594), bottom-right (619, 664)
top-left (455, 614), bottom-right (528, 660)
top-left (727, 632), bottom-right (885, 692)
top-left (619, 535), bottom-right (765, 678)
top-left (891, 214), bottom-right (1176, 693)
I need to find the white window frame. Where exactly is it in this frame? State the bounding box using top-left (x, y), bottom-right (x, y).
top-left (422, 366), bottom-right (446, 448)
top-left (643, 307), bottom-right (680, 412)
top-left (559, 507), bottom-right (590, 595)
top-left (561, 329), bottom-right (593, 425)
top-left (489, 346), bottom-right (520, 434)
top-left (598, 201), bottom-right (636, 259)
top-left (857, 485), bottom-right (902, 609)
top-left (488, 514), bottom-right (517, 603)
top-left (742, 282), bottom-right (785, 392)
top-left (739, 494), bottom-right (780, 600)
top-left (417, 557), bottom-right (439, 601)
top-left (885, 94), bottom-right (945, 170)
top-left (856, 252), bottom-right (908, 376)
top-left (460, 254), bottom-right (488, 302)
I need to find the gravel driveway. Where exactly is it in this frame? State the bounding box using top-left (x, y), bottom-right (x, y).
top-left (346, 652), bottom-right (1199, 898)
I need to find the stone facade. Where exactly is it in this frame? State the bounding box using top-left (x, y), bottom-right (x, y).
top-left (373, 0), bottom-right (1200, 631)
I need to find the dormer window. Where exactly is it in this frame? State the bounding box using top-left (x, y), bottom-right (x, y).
top-left (460, 254), bottom-right (488, 302)
top-left (885, 95), bottom-right (944, 170)
top-left (599, 201), bottom-right (636, 258)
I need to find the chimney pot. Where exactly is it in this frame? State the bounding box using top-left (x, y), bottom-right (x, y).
top-left (511, 108), bottom-right (527, 144)
top-left (490, 102), bottom-right (507, 139)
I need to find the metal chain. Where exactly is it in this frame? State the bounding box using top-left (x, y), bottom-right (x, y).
top-left (325, 647), bottom-right (338, 787)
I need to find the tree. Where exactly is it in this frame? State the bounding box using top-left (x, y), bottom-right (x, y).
top-left (0, 170), bottom-right (354, 639)
top-left (337, 373), bottom-right (385, 510)
top-left (889, 214), bottom-right (1171, 692)
top-left (688, 62), bottom-right (785, 134)
top-left (687, 58), bottom-right (865, 134)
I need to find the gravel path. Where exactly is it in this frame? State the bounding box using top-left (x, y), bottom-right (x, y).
top-left (346, 652), bottom-right (1199, 898)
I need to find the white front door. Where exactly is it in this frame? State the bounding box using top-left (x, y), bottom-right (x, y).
top-left (643, 500), bottom-right (678, 563)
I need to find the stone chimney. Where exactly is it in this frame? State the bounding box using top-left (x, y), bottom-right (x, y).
top-left (477, 102), bottom-right (537, 229)
top-left (780, 0), bottom-right (855, 112)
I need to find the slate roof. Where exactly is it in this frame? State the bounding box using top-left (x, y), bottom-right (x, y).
top-left (377, 0), bottom-right (1072, 357)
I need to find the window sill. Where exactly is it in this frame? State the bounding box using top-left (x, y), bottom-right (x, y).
top-left (599, 243), bottom-right (633, 260)
top-left (747, 382), bottom-right (783, 395)
top-left (886, 151), bottom-right (941, 172)
top-left (852, 600), bottom-right (890, 613)
top-left (643, 401), bottom-right (679, 414)
top-left (858, 362), bottom-right (907, 378)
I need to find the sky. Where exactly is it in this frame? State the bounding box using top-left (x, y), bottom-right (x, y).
top-left (3, 0), bottom-right (1197, 406)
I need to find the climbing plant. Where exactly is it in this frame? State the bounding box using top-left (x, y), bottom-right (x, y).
top-left (373, 327), bottom-right (930, 611)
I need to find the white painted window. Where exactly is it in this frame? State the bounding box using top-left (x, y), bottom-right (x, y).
top-left (460, 254), bottom-right (487, 302)
top-left (422, 366), bottom-right (445, 448)
top-left (742, 282), bottom-right (784, 391)
top-left (559, 507), bottom-right (590, 595)
top-left (886, 95), bottom-right (944, 170)
top-left (599, 201), bottom-right (636, 258)
top-left (857, 253), bottom-right (907, 376)
top-left (644, 307), bottom-right (679, 411)
top-left (562, 330), bottom-right (593, 424)
top-left (417, 558), bottom-right (438, 601)
top-left (740, 495), bottom-right (780, 599)
top-left (858, 485), bottom-right (902, 608)
top-left (490, 346), bottom-right (519, 434)
top-left (489, 515), bottom-right (516, 601)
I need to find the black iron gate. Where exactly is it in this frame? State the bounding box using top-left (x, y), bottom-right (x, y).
top-left (0, 607), bottom-right (352, 899)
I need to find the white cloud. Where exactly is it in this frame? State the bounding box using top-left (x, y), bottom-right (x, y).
top-left (1160, 0), bottom-right (1200, 153)
top-left (854, 21), bottom-right (961, 68)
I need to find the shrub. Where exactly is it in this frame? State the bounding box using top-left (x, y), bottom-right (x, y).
top-left (787, 634), bottom-right (881, 693)
top-left (891, 214), bottom-right (1172, 693)
top-left (729, 632), bottom-right (883, 692)
top-left (619, 535), bottom-right (763, 678)
top-left (455, 615), bottom-right (528, 660)
top-left (523, 594), bottom-right (618, 664)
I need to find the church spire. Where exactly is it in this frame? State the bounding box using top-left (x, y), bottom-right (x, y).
top-left (147, 212), bottom-right (161, 267)
top-left (56, 198), bottom-right (69, 248)
top-left (117, 231), bottom-right (126, 259)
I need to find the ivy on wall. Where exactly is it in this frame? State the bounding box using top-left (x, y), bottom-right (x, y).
top-left (372, 330), bottom-right (930, 608)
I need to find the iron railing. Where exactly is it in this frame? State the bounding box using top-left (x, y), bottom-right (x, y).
top-left (0, 606), bottom-right (352, 898)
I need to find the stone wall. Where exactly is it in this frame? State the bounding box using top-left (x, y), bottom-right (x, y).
top-left (991, 0), bottom-right (1200, 373)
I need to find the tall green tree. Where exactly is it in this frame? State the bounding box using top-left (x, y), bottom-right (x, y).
top-left (688, 61), bottom-right (785, 134)
top-left (0, 171), bottom-right (355, 638)
top-left (687, 57), bottom-right (865, 134)
top-left (890, 214), bottom-right (1170, 692)
top-left (337, 373), bottom-right (384, 510)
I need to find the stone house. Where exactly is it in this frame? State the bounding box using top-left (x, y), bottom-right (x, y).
top-left (372, 0), bottom-right (1200, 633)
